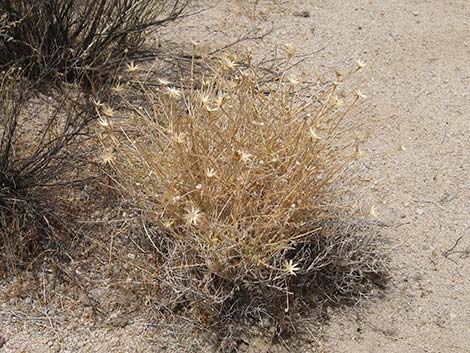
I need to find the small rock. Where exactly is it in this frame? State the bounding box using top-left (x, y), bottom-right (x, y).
top-left (108, 316), bottom-right (129, 328)
top-left (293, 10), bottom-right (310, 18)
top-left (24, 297), bottom-right (32, 305)
top-left (412, 11), bottom-right (419, 16)
top-left (78, 294), bottom-right (92, 306)
top-left (415, 208), bottom-right (424, 215)
top-left (0, 334), bottom-right (6, 348)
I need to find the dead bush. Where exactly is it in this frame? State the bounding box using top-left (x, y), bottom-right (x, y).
top-left (0, 0), bottom-right (188, 85)
top-left (0, 68), bottom-right (94, 275)
top-left (104, 51), bottom-right (387, 342)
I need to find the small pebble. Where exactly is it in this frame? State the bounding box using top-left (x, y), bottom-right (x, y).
top-left (415, 208), bottom-right (424, 215)
top-left (109, 317), bottom-right (129, 328)
top-left (293, 10), bottom-right (310, 18)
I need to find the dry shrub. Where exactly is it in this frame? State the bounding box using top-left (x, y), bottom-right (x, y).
top-left (105, 51), bottom-right (386, 338)
top-left (0, 0), bottom-right (188, 84)
top-left (0, 69), bottom-right (94, 275)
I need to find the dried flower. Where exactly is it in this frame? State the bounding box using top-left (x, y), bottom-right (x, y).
top-left (158, 78), bottom-right (171, 86)
top-left (284, 44), bottom-right (296, 58)
top-left (287, 75), bottom-right (300, 85)
top-left (235, 150), bottom-right (253, 163)
top-left (283, 259), bottom-right (300, 276)
top-left (185, 205), bottom-right (202, 226)
top-left (126, 61), bottom-right (140, 73)
top-left (309, 127), bottom-right (322, 140)
top-left (93, 99), bottom-right (104, 108)
top-left (172, 132), bottom-right (186, 144)
top-left (98, 117), bottom-right (111, 129)
top-left (206, 168), bottom-right (217, 178)
top-left (162, 220), bottom-right (174, 229)
top-left (101, 148), bottom-right (115, 164)
top-left (356, 59), bottom-right (365, 70)
top-left (166, 87), bottom-right (181, 99)
top-left (102, 105), bottom-right (115, 117)
top-left (354, 88), bottom-right (367, 99)
top-left (112, 83), bottom-right (125, 94)
top-left (222, 56), bottom-right (237, 70)
top-left (369, 205), bottom-right (379, 218)
top-left (199, 93), bottom-right (210, 105)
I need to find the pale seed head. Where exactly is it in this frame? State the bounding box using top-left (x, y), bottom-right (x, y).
top-left (222, 55), bottom-right (237, 70)
top-left (284, 44), bottom-right (296, 58)
top-left (112, 83), bottom-right (125, 94)
top-left (198, 93), bottom-right (210, 105)
top-left (309, 127), bottom-right (322, 140)
top-left (98, 117), bottom-right (111, 129)
top-left (185, 205), bottom-right (202, 227)
top-left (206, 168), bottom-right (217, 178)
top-left (126, 61), bottom-right (140, 73)
top-left (162, 220), bottom-right (174, 229)
top-left (93, 99), bottom-right (104, 108)
top-left (354, 88), bottom-right (367, 99)
top-left (287, 75), bottom-right (300, 85)
top-left (102, 105), bottom-right (115, 117)
top-left (283, 259), bottom-right (300, 276)
top-left (158, 78), bottom-right (171, 86)
top-left (236, 150), bottom-right (253, 163)
top-left (356, 59), bottom-right (365, 70)
top-left (369, 205), bottom-right (379, 218)
top-left (172, 132), bottom-right (186, 144)
top-left (166, 87), bottom-right (181, 99)
top-left (101, 149), bottom-right (115, 165)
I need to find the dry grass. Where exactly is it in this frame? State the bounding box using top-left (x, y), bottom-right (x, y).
top-left (0, 4), bottom-right (387, 346)
top-left (102, 49), bottom-right (387, 342)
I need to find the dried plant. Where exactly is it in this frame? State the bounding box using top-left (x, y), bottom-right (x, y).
top-left (102, 51), bottom-right (386, 344)
top-left (0, 68), bottom-right (94, 275)
top-left (0, 0), bottom-right (188, 85)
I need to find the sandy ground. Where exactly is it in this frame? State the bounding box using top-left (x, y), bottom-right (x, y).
top-left (1, 0), bottom-right (469, 352)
